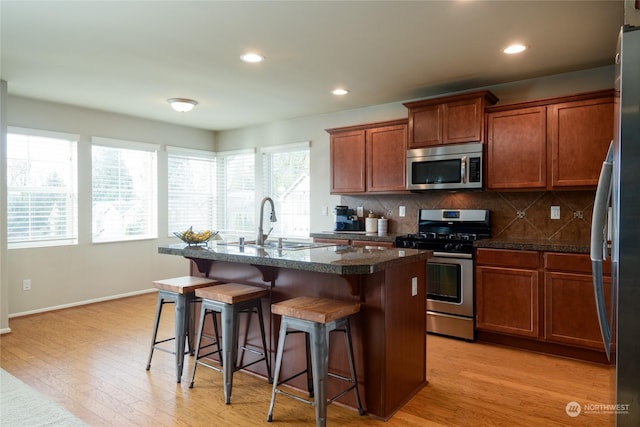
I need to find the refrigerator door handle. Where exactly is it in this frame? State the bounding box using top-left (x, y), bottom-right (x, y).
top-left (590, 141), bottom-right (613, 360)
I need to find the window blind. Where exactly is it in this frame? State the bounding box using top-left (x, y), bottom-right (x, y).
top-left (261, 143), bottom-right (310, 238)
top-left (7, 128), bottom-right (78, 248)
top-left (167, 147), bottom-right (216, 235)
top-left (91, 138), bottom-right (157, 243)
top-left (216, 149), bottom-right (255, 235)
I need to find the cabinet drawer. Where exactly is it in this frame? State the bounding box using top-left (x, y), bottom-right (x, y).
top-left (544, 252), bottom-right (611, 275)
top-left (476, 248), bottom-right (540, 269)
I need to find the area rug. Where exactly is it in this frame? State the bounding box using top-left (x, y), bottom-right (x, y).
top-left (0, 369), bottom-right (87, 426)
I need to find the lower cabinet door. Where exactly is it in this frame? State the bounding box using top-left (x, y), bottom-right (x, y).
top-left (476, 266), bottom-right (541, 338)
top-left (544, 272), bottom-right (613, 349)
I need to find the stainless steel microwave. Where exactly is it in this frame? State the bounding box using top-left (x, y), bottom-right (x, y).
top-left (406, 143), bottom-right (483, 191)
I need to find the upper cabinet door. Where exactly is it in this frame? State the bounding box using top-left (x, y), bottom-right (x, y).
top-left (548, 97), bottom-right (614, 188)
top-left (407, 104), bottom-right (442, 148)
top-left (366, 123), bottom-right (407, 192)
top-left (329, 129), bottom-right (366, 194)
top-left (486, 106), bottom-right (547, 190)
top-left (443, 97), bottom-right (484, 145)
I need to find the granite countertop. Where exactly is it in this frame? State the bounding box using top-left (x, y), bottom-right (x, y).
top-left (310, 231), bottom-right (401, 243)
top-left (159, 242), bottom-right (431, 275)
top-left (474, 238), bottom-right (590, 254)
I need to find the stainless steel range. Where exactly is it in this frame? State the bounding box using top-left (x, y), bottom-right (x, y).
top-left (395, 209), bottom-right (491, 341)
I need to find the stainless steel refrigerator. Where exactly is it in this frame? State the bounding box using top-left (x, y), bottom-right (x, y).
top-left (591, 25), bottom-right (640, 426)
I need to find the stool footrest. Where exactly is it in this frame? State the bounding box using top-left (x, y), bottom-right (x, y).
top-left (275, 388), bottom-right (315, 407)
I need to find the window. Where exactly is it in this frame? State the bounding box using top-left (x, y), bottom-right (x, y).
top-left (92, 137), bottom-right (158, 243)
top-left (261, 142), bottom-right (310, 238)
top-left (167, 147), bottom-right (216, 235)
top-left (215, 150), bottom-right (255, 235)
top-left (6, 128), bottom-right (78, 248)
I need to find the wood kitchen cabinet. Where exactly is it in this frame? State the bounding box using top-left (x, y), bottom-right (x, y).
top-left (548, 96), bottom-right (614, 188)
top-left (485, 90), bottom-right (614, 190)
top-left (544, 252), bottom-right (613, 350)
top-left (327, 119), bottom-right (407, 194)
top-left (403, 90), bottom-right (498, 149)
top-left (329, 129), bottom-right (366, 193)
top-left (475, 248), bottom-right (542, 338)
top-left (486, 106), bottom-right (547, 189)
top-left (475, 247), bottom-right (613, 360)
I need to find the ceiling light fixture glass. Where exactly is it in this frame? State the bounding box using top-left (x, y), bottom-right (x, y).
top-left (503, 44), bottom-right (527, 54)
top-left (332, 88), bottom-right (349, 96)
top-left (168, 98), bottom-right (198, 112)
top-left (240, 52), bottom-right (265, 63)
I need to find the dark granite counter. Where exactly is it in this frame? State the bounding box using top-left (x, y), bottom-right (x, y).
top-left (474, 238), bottom-right (590, 254)
top-left (309, 231), bottom-right (400, 243)
top-left (158, 241), bottom-right (430, 275)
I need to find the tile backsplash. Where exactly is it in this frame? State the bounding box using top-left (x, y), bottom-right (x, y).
top-left (342, 190), bottom-right (596, 242)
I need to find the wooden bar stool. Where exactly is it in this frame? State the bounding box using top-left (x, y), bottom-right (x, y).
top-left (146, 276), bottom-right (219, 383)
top-left (267, 296), bottom-right (365, 426)
top-left (189, 283), bottom-right (272, 404)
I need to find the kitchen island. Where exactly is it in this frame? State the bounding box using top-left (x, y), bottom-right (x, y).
top-left (158, 241), bottom-right (431, 420)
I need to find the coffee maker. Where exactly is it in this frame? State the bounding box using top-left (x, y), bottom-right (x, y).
top-left (334, 206), bottom-right (364, 231)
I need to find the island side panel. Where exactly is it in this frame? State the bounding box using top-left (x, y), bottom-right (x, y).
top-left (382, 259), bottom-right (427, 417)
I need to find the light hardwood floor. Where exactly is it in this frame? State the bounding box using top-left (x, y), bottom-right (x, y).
top-left (0, 293), bottom-right (615, 426)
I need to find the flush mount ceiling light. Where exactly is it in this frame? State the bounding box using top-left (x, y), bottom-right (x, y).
top-left (332, 88), bottom-right (349, 96)
top-left (503, 43), bottom-right (527, 54)
top-left (240, 52), bottom-right (265, 63)
top-left (168, 98), bottom-right (198, 112)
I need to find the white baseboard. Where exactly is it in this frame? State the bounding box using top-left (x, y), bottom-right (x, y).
top-left (8, 288), bottom-right (158, 319)
top-left (0, 327), bottom-right (12, 335)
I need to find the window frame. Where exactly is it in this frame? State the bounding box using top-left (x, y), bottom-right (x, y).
top-left (166, 146), bottom-right (216, 236)
top-left (6, 126), bottom-right (79, 249)
top-left (91, 136), bottom-right (159, 244)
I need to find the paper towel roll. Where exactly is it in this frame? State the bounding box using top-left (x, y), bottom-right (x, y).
top-left (377, 217), bottom-right (388, 235)
top-left (366, 218), bottom-right (378, 233)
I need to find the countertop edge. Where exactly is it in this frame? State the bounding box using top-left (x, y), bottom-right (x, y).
top-left (310, 232), bottom-right (399, 243)
top-left (474, 239), bottom-right (590, 254)
top-left (158, 245), bottom-right (432, 275)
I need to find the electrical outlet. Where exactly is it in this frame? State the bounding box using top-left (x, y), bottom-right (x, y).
top-left (551, 206), bottom-right (561, 220)
top-left (321, 206), bottom-right (328, 216)
top-left (411, 277), bottom-right (418, 296)
top-left (399, 206), bottom-right (406, 217)
top-left (356, 206), bottom-right (364, 217)
top-left (22, 279), bottom-right (31, 291)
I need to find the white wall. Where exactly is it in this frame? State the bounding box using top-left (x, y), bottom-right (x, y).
top-left (2, 65), bottom-right (613, 319)
top-left (1, 80), bottom-right (9, 332)
top-left (216, 65), bottom-right (615, 233)
top-left (5, 96), bottom-right (215, 317)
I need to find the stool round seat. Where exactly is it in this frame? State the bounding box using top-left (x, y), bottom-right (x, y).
top-left (267, 296), bottom-right (364, 426)
top-left (271, 296), bottom-right (360, 324)
top-left (196, 283), bottom-right (268, 304)
top-left (190, 283), bottom-right (271, 404)
top-left (146, 276), bottom-right (219, 383)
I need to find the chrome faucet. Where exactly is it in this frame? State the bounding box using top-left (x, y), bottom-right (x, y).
top-left (257, 196), bottom-right (277, 246)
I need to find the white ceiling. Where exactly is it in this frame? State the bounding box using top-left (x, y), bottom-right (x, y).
top-left (1, 1), bottom-right (624, 131)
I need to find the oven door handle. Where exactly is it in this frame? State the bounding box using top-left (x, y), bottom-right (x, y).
top-left (432, 251), bottom-right (473, 259)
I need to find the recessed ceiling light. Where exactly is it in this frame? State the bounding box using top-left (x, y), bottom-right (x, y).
top-left (240, 52), bottom-right (265, 63)
top-left (167, 98), bottom-right (198, 112)
top-left (503, 44), bottom-right (527, 54)
top-left (332, 88), bottom-right (349, 96)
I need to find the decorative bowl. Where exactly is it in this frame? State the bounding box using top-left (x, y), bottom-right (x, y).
top-left (173, 228), bottom-right (218, 245)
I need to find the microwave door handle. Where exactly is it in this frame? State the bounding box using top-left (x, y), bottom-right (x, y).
top-left (460, 156), bottom-right (467, 183)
